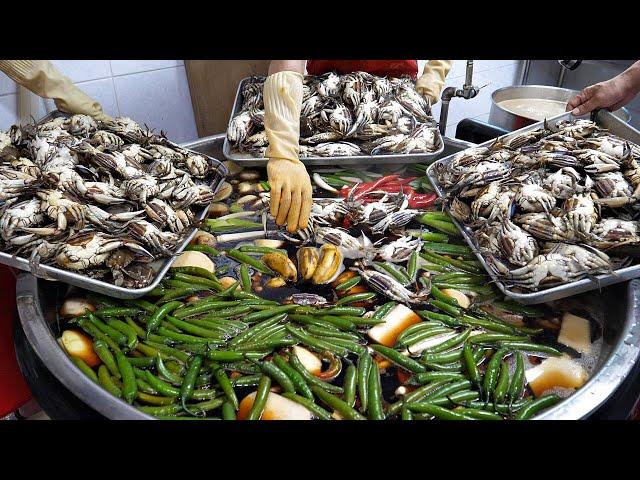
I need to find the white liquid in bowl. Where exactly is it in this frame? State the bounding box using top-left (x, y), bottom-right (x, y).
top-left (497, 98), bottom-right (568, 121)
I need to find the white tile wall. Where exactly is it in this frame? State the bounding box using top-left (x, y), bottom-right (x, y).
top-left (0, 60), bottom-right (197, 143)
top-left (420, 60), bottom-right (523, 136)
top-left (113, 67), bottom-right (196, 142)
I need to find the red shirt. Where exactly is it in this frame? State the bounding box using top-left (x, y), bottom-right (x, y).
top-left (306, 60), bottom-right (418, 79)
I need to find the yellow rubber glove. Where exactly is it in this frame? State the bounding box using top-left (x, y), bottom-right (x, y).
top-left (415, 60), bottom-right (453, 106)
top-left (0, 60), bottom-right (112, 121)
top-left (264, 70), bottom-right (312, 233)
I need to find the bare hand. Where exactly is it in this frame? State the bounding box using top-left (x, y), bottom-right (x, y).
top-left (566, 74), bottom-right (637, 116)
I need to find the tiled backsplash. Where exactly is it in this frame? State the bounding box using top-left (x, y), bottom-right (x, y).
top-left (418, 60), bottom-right (523, 136)
top-left (0, 60), bottom-right (198, 143)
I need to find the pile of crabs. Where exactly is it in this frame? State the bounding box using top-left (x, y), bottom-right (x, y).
top-left (435, 118), bottom-right (640, 292)
top-left (0, 114), bottom-right (223, 287)
top-left (227, 72), bottom-right (441, 157)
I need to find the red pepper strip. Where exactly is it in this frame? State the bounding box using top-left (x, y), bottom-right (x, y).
top-left (407, 192), bottom-right (437, 209)
top-left (352, 175), bottom-right (400, 199)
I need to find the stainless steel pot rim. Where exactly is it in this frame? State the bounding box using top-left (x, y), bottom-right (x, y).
top-left (490, 85), bottom-right (631, 121)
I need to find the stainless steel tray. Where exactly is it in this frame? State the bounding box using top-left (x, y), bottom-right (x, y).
top-left (426, 110), bottom-right (640, 305)
top-left (223, 76), bottom-right (445, 167)
top-left (0, 111), bottom-right (228, 299)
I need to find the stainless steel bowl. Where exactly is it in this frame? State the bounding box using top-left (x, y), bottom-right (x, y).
top-left (489, 85), bottom-right (631, 131)
top-left (14, 134), bottom-right (640, 420)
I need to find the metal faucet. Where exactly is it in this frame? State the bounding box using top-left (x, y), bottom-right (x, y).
top-left (556, 60), bottom-right (582, 87)
top-left (438, 60), bottom-right (480, 135)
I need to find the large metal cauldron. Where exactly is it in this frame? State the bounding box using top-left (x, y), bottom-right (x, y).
top-left (489, 85), bottom-right (631, 131)
top-left (14, 134), bottom-right (640, 420)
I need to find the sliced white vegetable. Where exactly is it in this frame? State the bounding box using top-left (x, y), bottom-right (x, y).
top-left (313, 172), bottom-right (338, 193)
top-left (406, 332), bottom-right (458, 355)
top-left (171, 251), bottom-right (215, 273)
top-left (292, 345), bottom-right (322, 375)
top-left (557, 313), bottom-right (591, 354)
top-left (367, 304), bottom-right (422, 347)
top-left (61, 330), bottom-right (101, 367)
top-left (441, 288), bottom-right (471, 309)
top-left (525, 356), bottom-right (588, 397)
top-left (254, 239), bottom-right (285, 249)
top-left (60, 298), bottom-right (95, 318)
top-left (237, 391), bottom-right (313, 420)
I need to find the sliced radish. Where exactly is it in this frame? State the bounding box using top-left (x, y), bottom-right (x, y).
top-left (237, 391), bottom-right (313, 420)
top-left (367, 304), bottom-right (422, 347)
top-left (557, 313), bottom-right (591, 354)
top-left (292, 346), bottom-right (322, 375)
top-left (171, 251), bottom-right (215, 273)
top-left (61, 330), bottom-right (101, 367)
top-left (254, 239), bottom-right (285, 249)
top-left (60, 298), bottom-right (95, 318)
top-left (525, 356), bottom-right (588, 397)
top-left (441, 288), bottom-right (471, 309)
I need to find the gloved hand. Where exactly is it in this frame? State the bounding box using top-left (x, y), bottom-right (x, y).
top-left (415, 60), bottom-right (453, 106)
top-left (566, 63), bottom-right (640, 116)
top-left (263, 70), bottom-right (312, 233)
top-left (0, 60), bottom-right (112, 121)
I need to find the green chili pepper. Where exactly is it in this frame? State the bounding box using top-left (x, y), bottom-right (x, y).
top-left (312, 386), bottom-right (366, 420)
top-left (146, 301), bottom-right (182, 337)
top-left (273, 355), bottom-right (314, 400)
top-left (185, 244), bottom-right (221, 256)
top-left (343, 363), bottom-right (357, 408)
top-left (213, 368), bottom-right (238, 410)
top-left (451, 407), bottom-right (502, 420)
top-left (357, 352), bottom-right (372, 413)
top-left (412, 371), bottom-right (466, 384)
top-left (462, 344), bottom-right (482, 393)
top-left (239, 264), bottom-right (252, 292)
top-left (370, 344), bottom-right (426, 373)
top-left (116, 351), bottom-right (137, 404)
top-left (372, 302), bottom-right (396, 320)
top-left (180, 355), bottom-right (203, 414)
top-left (71, 357), bottom-right (98, 384)
top-left (514, 394), bottom-right (562, 420)
top-left (405, 402), bottom-right (476, 420)
top-left (335, 275), bottom-right (361, 292)
top-left (483, 348), bottom-right (508, 401)
top-left (238, 245), bottom-right (287, 256)
top-left (98, 365), bottom-right (122, 397)
top-left (494, 361), bottom-right (510, 404)
top-left (335, 292), bottom-right (376, 306)
top-left (508, 352), bottom-right (525, 405)
top-left (222, 401), bottom-right (236, 420)
top-left (288, 353), bottom-right (343, 394)
top-left (497, 341), bottom-right (561, 357)
top-left (226, 249), bottom-right (273, 274)
top-left (94, 307), bottom-right (142, 317)
top-left (247, 375), bottom-right (272, 420)
top-left (92, 340), bottom-right (120, 379)
top-left (282, 393), bottom-right (332, 420)
top-left (106, 319), bottom-right (138, 349)
top-left (367, 362), bottom-right (385, 420)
